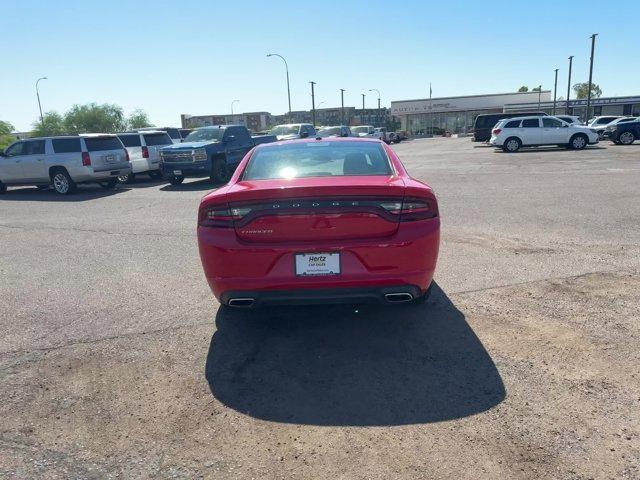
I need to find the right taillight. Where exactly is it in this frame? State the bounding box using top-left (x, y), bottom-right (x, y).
top-left (399, 197), bottom-right (438, 221)
top-left (82, 152), bottom-right (91, 166)
top-left (142, 146), bottom-right (149, 158)
top-left (379, 197), bottom-right (438, 221)
top-left (492, 128), bottom-right (502, 135)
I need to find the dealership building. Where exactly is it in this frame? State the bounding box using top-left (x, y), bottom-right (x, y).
top-left (391, 91), bottom-right (640, 135)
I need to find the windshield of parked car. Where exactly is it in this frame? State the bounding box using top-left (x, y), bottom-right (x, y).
top-left (317, 127), bottom-right (341, 137)
top-left (269, 125), bottom-right (299, 135)
top-left (243, 141), bottom-right (392, 180)
top-left (351, 126), bottom-right (370, 134)
top-left (184, 128), bottom-right (225, 142)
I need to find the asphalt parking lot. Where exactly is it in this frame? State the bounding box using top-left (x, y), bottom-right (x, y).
top-left (1, 137), bottom-right (639, 479)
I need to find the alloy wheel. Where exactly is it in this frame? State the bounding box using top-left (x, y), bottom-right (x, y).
top-left (619, 132), bottom-right (635, 145)
top-left (53, 173), bottom-right (69, 194)
top-left (572, 136), bottom-right (586, 149)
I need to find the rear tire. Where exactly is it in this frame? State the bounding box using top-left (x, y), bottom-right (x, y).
top-left (569, 133), bottom-right (588, 150)
top-left (99, 178), bottom-right (118, 189)
top-left (51, 169), bottom-right (76, 195)
top-left (168, 175), bottom-right (184, 185)
top-left (618, 131), bottom-right (636, 145)
top-left (118, 172), bottom-right (135, 184)
top-left (210, 156), bottom-right (231, 184)
top-left (0, 182), bottom-right (6, 194)
top-left (502, 137), bottom-right (521, 153)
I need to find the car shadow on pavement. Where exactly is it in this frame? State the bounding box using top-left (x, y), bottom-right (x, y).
top-left (0, 185), bottom-right (130, 202)
top-left (159, 179), bottom-right (222, 192)
top-left (204, 284), bottom-right (506, 426)
top-left (496, 145), bottom-right (607, 153)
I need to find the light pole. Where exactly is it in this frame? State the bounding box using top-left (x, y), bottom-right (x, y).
top-left (310, 81), bottom-right (316, 127)
top-left (586, 34), bottom-right (598, 123)
top-left (553, 69), bottom-right (558, 115)
top-left (267, 53), bottom-right (292, 123)
top-left (36, 76), bottom-right (47, 129)
top-left (231, 99), bottom-right (239, 123)
top-left (369, 88), bottom-right (380, 127)
top-left (566, 55), bottom-right (573, 114)
top-left (340, 89), bottom-right (345, 125)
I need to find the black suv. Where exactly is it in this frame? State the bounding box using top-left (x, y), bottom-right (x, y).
top-left (610, 117), bottom-right (640, 145)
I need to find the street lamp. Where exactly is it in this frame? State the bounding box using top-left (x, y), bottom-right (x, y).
top-left (553, 69), bottom-right (559, 115)
top-left (566, 56), bottom-right (574, 115)
top-left (340, 89), bottom-right (345, 125)
top-left (231, 99), bottom-right (239, 123)
top-left (36, 76), bottom-right (47, 129)
top-left (267, 53), bottom-right (292, 123)
top-left (586, 34), bottom-right (598, 123)
top-left (537, 85), bottom-right (542, 111)
top-left (310, 81), bottom-right (316, 127)
top-left (368, 88), bottom-right (381, 127)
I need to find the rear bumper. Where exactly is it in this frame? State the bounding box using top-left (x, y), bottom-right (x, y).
top-left (73, 164), bottom-right (131, 183)
top-left (198, 218), bottom-right (440, 305)
top-left (220, 285), bottom-right (424, 307)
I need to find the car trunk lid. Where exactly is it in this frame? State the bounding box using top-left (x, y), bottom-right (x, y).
top-left (226, 176), bottom-right (406, 243)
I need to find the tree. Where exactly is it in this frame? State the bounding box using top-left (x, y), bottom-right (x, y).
top-left (31, 111), bottom-right (65, 137)
top-left (127, 109), bottom-right (153, 129)
top-left (531, 86), bottom-right (542, 92)
top-left (63, 103), bottom-right (127, 133)
top-left (518, 86), bottom-right (529, 92)
top-left (573, 82), bottom-right (602, 99)
top-left (0, 120), bottom-right (15, 150)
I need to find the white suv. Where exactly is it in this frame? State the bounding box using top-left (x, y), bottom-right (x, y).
top-left (0, 134), bottom-right (131, 194)
top-left (490, 116), bottom-right (599, 152)
top-left (117, 130), bottom-right (172, 183)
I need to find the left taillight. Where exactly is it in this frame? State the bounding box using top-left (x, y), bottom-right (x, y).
top-left (142, 146), bottom-right (149, 158)
top-left (82, 152), bottom-right (91, 166)
top-left (492, 128), bottom-right (502, 136)
top-left (198, 204), bottom-right (235, 228)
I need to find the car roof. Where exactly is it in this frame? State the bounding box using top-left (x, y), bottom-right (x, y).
top-left (79, 133), bottom-right (118, 137)
top-left (256, 136), bottom-right (382, 148)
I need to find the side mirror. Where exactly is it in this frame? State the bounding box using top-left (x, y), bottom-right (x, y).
top-left (300, 130), bottom-right (309, 138)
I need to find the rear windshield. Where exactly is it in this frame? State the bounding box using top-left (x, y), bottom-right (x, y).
top-left (317, 127), bottom-right (341, 137)
top-left (84, 136), bottom-right (123, 152)
top-left (243, 141), bottom-right (392, 180)
top-left (118, 134), bottom-right (142, 148)
top-left (143, 133), bottom-right (173, 146)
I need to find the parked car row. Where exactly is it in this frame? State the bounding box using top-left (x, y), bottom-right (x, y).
top-left (0, 122), bottom-right (414, 195)
top-left (489, 114), bottom-right (639, 152)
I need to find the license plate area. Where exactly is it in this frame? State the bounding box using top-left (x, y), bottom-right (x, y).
top-left (295, 253), bottom-right (340, 276)
top-left (105, 154), bottom-right (116, 164)
top-left (173, 170), bottom-right (182, 175)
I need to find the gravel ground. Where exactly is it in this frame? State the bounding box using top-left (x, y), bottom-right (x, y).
top-left (0, 137), bottom-right (638, 479)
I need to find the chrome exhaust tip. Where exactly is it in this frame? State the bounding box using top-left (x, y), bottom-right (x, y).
top-left (384, 292), bottom-right (414, 303)
top-left (228, 298), bottom-right (255, 307)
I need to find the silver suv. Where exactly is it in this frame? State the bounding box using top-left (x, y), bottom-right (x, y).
top-left (0, 134), bottom-right (131, 195)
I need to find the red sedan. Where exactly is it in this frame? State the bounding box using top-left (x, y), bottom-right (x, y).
top-left (197, 137), bottom-right (440, 307)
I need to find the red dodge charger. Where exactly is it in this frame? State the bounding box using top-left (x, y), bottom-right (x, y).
top-left (197, 137), bottom-right (440, 307)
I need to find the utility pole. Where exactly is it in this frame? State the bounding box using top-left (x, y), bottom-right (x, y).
top-left (553, 69), bottom-right (558, 115)
top-left (35, 77), bottom-right (47, 129)
top-left (310, 81), bottom-right (316, 127)
top-left (340, 89), bottom-right (345, 125)
top-left (566, 55), bottom-right (573, 114)
top-left (361, 93), bottom-right (365, 123)
top-left (230, 99), bottom-right (239, 123)
top-left (586, 34), bottom-right (598, 123)
top-left (537, 85), bottom-right (542, 111)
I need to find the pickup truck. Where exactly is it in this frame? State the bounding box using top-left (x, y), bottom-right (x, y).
top-left (159, 125), bottom-right (276, 184)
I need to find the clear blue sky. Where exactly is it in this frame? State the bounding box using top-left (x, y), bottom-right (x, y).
top-left (1, 0), bottom-right (637, 131)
